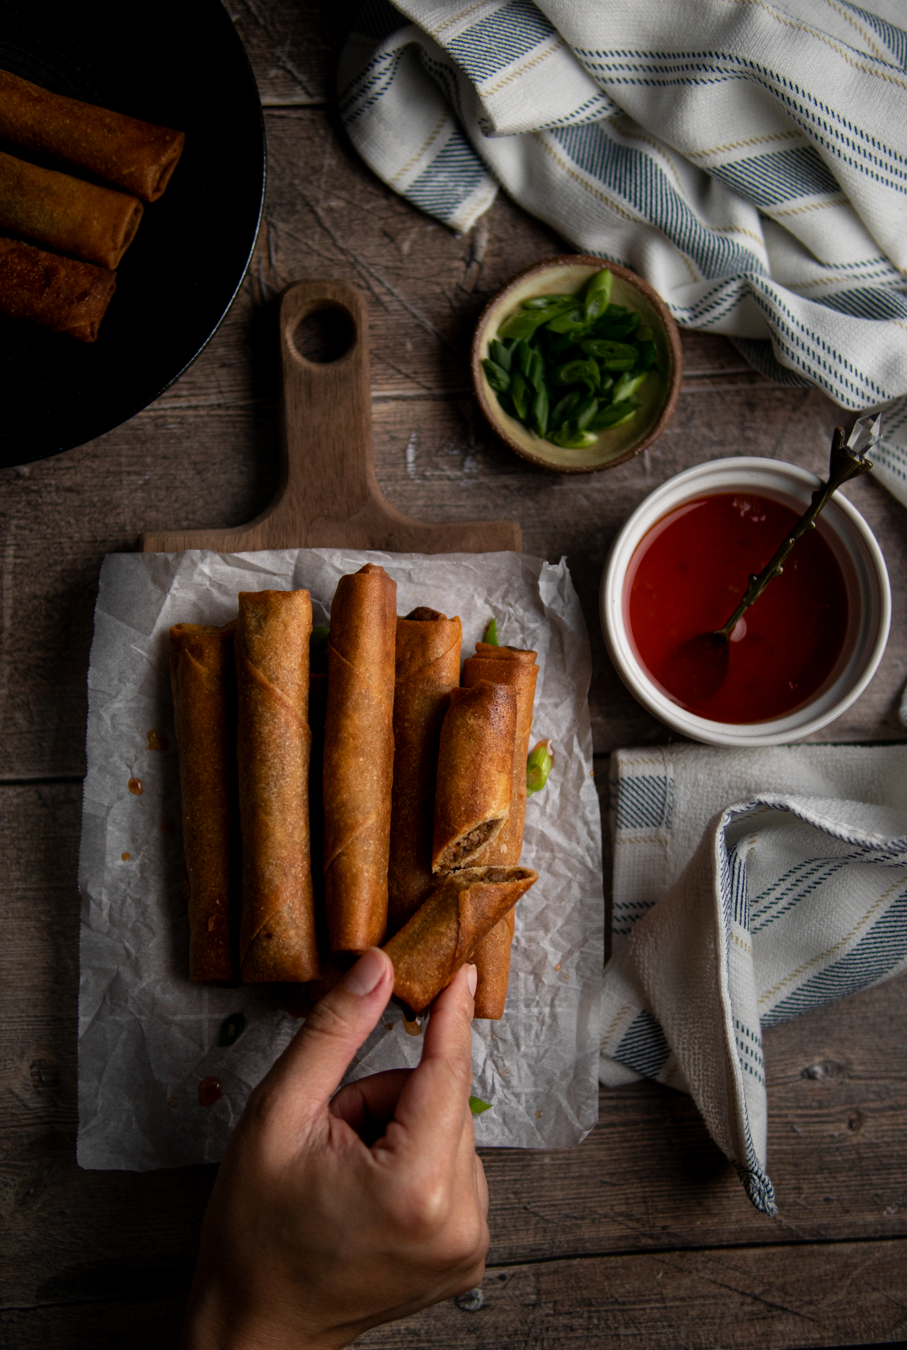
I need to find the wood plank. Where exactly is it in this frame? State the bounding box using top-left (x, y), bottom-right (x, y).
top-left (220, 0), bottom-right (348, 107)
top-left (2, 783), bottom-right (906, 1314)
top-left (2, 1237), bottom-right (905, 1348)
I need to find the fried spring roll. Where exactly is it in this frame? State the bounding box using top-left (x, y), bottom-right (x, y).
top-left (383, 866), bottom-right (538, 1014)
top-left (432, 681), bottom-right (517, 874)
top-left (0, 235), bottom-right (115, 341)
top-left (0, 150), bottom-right (143, 269)
top-left (324, 564), bottom-right (397, 952)
top-left (389, 607), bottom-right (462, 934)
top-left (463, 643), bottom-right (539, 1018)
top-left (0, 68), bottom-right (185, 202)
top-left (170, 622), bottom-right (239, 984)
top-left (236, 589), bottom-right (319, 983)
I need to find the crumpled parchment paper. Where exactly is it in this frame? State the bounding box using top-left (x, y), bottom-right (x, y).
top-left (78, 548), bottom-right (604, 1169)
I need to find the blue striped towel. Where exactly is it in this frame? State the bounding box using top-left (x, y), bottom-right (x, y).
top-left (602, 744), bottom-right (907, 1214)
top-left (339, 0), bottom-right (907, 507)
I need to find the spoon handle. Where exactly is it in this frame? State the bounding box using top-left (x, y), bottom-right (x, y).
top-left (717, 426), bottom-right (873, 640)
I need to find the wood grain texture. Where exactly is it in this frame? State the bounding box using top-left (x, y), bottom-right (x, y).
top-left (142, 279), bottom-right (520, 554)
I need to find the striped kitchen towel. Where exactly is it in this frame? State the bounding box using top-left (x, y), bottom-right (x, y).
top-left (602, 744), bottom-right (907, 1214)
top-left (338, 0), bottom-right (907, 507)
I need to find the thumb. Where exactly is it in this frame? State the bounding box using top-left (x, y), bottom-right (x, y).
top-left (255, 947), bottom-right (394, 1129)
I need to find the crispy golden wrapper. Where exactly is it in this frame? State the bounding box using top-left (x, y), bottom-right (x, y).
top-left (323, 564), bottom-right (397, 953)
top-left (236, 589), bottom-right (319, 983)
top-left (384, 866), bottom-right (537, 1014)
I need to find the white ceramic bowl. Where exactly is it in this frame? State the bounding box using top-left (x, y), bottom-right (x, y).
top-left (601, 457), bottom-right (891, 746)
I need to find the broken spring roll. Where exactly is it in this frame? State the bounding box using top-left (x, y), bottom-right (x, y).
top-left (463, 643), bottom-right (539, 1017)
top-left (0, 68), bottom-right (185, 202)
top-left (236, 589), bottom-right (319, 983)
top-left (170, 622), bottom-right (239, 984)
top-left (388, 607), bottom-right (462, 934)
top-left (0, 150), bottom-right (143, 269)
top-left (384, 866), bottom-right (538, 1014)
top-left (432, 681), bottom-right (517, 874)
top-left (324, 563), bottom-right (397, 952)
top-left (0, 235), bottom-right (115, 341)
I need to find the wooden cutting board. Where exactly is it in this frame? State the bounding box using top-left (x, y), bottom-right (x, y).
top-left (141, 279), bottom-right (522, 554)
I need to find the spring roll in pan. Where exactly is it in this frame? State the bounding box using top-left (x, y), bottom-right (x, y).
top-left (323, 564), bottom-right (397, 953)
top-left (384, 866), bottom-right (537, 1014)
top-left (462, 643), bottom-right (539, 1017)
top-left (170, 622), bottom-right (239, 984)
top-left (236, 589), bottom-right (319, 983)
top-left (0, 235), bottom-right (115, 341)
top-left (432, 680), bottom-right (517, 874)
top-left (388, 608), bottom-right (462, 934)
top-left (0, 150), bottom-right (143, 269)
top-left (0, 68), bottom-right (185, 202)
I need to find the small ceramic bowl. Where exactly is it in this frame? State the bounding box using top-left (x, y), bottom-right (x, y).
top-left (471, 255), bottom-right (683, 473)
top-left (600, 457), bottom-right (891, 746)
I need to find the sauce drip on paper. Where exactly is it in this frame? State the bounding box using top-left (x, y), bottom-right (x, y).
top-left (198, 1076), bottom-right (223, 1107)
top-left (625, 492), bottom-right (848, 723)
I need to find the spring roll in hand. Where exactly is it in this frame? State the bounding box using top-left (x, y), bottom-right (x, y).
top-left (170, 622), bottom-right (239, 984)
top-left (324, 564), bottom-right (397, 953)
top-left (388, 608), bottom-right (462, 934)
top-left (236, 589), bottom-right (319, 983)
top-left (462, 643), bottom-right (539, 1017)
top-left (432, 681), bottom-right (516, 874)
top-left (383, 866), bottom-right (537, 1014)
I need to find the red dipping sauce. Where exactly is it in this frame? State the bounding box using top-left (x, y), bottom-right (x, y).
top-left (625, 492), bottom-right (849, 723)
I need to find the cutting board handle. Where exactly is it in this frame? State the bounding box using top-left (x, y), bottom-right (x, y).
top-left (142, 279), bottom-right (521, 555)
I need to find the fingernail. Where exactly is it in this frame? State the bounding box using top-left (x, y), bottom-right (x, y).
top-left (342, 947), bottom-right (388, 997)
top-left (466, 963), bottom-right (477, 997)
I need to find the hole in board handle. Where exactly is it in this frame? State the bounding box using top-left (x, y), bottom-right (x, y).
top-left (290, 304), bottom-right (356, 364)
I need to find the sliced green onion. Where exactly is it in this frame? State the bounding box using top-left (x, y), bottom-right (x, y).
top-left (549, 427), bottom-right (598, 449)
top-left (522, 293), bottom-right (574, 310)
top-left (489, 338), bottom-right (512, 371)
top-left (612, 370), bottom-right (649, 403)
top-left (526, 739), bottom-right (554, 795)
top-left (483, 617), bottom-right (499, 645)
top-left (218, 1012), bottom-right (247, 1047)
top-left (589, 398), bottom-right (640, 429)
top-left (635, 338), bottom-right (659, 370)
top-left (469, 1095), bottom-right (492, 1114)
top-left (530, 383), bottom-right (550, 437)
top-left (498, 304), bottom-right (570, 340)
top-left (583, 268), bottom-right (614, 324)
top-left (574, 395), bottom-right (599, 431)
top-left (553, 358), bottom-right (599, 389)
top-left (524, 347), bottom-right (546, 390)
top-left (482, 358), bottom-right (510, 393)
top-left (311, 626), bottom-right (330, 650)
top-left (551, 391), bottom-right (580, 427)
top-left (511, 369), bottom-right (529, 420)
top-left (545, 307), bottom-right (588, 335)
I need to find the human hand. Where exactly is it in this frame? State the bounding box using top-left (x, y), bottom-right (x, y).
top-left (182, 948), bottom-right (489, 1349)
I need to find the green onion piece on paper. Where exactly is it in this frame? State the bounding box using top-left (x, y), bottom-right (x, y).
top-left (526, 739), bottom-right (554, 796)
top-left (483, 617), bottom-right (499, 646)
top-left (218, 1012), bottom-right (247, 1047)
top-left (469, 1096), bottom-right (493, 1115)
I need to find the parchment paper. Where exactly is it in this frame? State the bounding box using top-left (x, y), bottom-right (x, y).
top-left (78, 548), bottom-right (604, 1169)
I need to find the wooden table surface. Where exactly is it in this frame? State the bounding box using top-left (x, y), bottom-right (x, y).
top-left (1, 3), bottom-right (906, 1346)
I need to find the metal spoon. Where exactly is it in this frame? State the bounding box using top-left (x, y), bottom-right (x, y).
top-left (661, 414), bottom-right (881, 708)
